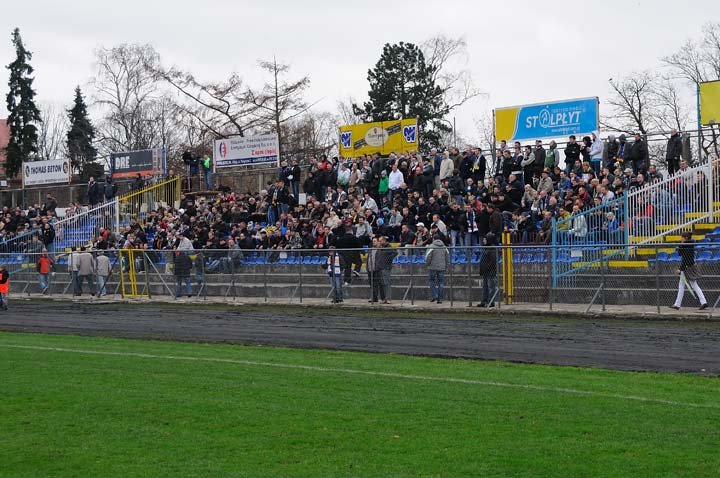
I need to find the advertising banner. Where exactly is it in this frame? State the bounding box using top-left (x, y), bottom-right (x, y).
top-left (22, 159), bottom-right (71, 187)
top-left (700, 80), bottom-right (720, 126)
top-left (110, 148), bottom-right (163, 179)
top-left (214, 134), bottom-right (279, 170)
top-left (338, 118), bottom-right (418, 157)
top-left (494, 97), bottom-right (599, 142)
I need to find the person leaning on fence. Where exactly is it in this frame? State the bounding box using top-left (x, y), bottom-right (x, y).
top-left (326, 246), bottom-right (344, 304)
top-left (671, 231), bottom-right (708, 311)
top-left (36, 249), bottom-right (54, 294)
top-left (0, 264), bottom-right (9, 310)
top-left (477, 233), bottom-right (498, 308)
top-left (426, 234), bottom-right (450, 304)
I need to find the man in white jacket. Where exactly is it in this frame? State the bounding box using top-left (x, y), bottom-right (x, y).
top-left (590, 131), bottom-right (604, 176)
top-left (387, 164), bottom-right (404, 204)
top-left (439, 152), bottom-right (454, 184)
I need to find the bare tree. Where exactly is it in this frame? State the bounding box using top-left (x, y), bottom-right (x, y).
top-left (154, 66), bottom-right (263, 139)
top-left (663, 21), bottom-right (720, 160)
top-left (247, 57), bottom-right (313, 157)
top-left (602, 72), bottom-right (656, 136)
top-left (336, 96), bottom-right (364, 126)
top-left (37, 103), bottom-right (68, 160)
top-left (283, 111), bottom-right (338, 160)
top-left (421, 35), bottom-right (483, 111)
top-left (91, 44), bottom-right (161, 155)
top-left (650, 77), bottom-right (691, 133)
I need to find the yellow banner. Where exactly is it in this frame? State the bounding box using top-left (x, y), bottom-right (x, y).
top-left (700, 80), bottom-right (720, 126)
top-left (338, 118), bottom-right (418, 157)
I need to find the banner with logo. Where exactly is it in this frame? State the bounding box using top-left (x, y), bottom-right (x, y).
top-left (700, 80), bottom-right (720, 126)
top-left (214, 134), bottom-right (279, 170)
top-left (110, 148), bottom-right (163, 179)
top-left (22, 159), bottom-right (71, 187)
top-left (338, 118), bottom-right (418, 157)
top-left (494, 97), bottom-right (599, 142)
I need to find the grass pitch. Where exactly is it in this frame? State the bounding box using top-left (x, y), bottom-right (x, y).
top-left (1, 332), bottom-right (719, 477)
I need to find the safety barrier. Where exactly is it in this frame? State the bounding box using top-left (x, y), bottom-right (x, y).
top-left (10, 243), bottom-right (720, 315)
top-left (117, 177), bottom-right (181, 228)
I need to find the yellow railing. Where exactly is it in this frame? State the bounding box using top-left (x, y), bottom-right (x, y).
top-left (118, 249), bottom-right (150, 298)
top-left (118, 177), bottom-right (181, 227)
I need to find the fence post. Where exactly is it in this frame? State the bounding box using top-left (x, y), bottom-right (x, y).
top-left (410, 249), bottom-right (415, 306)
top-left (655, 243), bottom-right (661, 314)
top-left (299, 254), bottom-right (303, 304)
top-left (467, 246), bottom-right (473, 307)
top-left (263, 249), bottom-right (268, 303)
top-left (449, 246), bottom-right (455, 307)
top-left (600, 248), bottom-right (606, 312)
top-left (548, 245), bottom-right (554, 311)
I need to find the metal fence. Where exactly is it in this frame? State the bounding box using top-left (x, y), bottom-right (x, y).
top-left (9, 243), bottom-right (720, 315)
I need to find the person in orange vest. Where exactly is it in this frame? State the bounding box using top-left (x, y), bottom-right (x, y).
top-left (0, 264), bottom-right (9, 310)
top-left (36, 249), bottom-right (54, 294)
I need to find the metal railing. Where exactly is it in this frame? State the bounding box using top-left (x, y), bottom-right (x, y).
top-left (626, 160), bottom-right (716, 244)
top-left (9, 243), bottom-right (720, 316)
top-left (0, 200), bottom-right (119, 255)
top-left (117, 177), bottom-right (181, 228)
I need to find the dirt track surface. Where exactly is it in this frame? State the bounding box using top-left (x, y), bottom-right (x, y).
top-left (2, 301), bottom-right (720, 374)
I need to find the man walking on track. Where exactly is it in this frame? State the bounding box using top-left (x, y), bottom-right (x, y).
top-left (0, 264), bottom-right (9, 310)
top-left (671, 231), bottom-right (708, 310)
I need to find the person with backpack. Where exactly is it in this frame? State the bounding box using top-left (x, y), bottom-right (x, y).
top-left (36, 249), bottom-right (54, 294)
top-left (104, 175), bottom-right (118, 201)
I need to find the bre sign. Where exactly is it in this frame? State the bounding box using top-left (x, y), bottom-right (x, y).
top-left (110, 148), bottom-right (163, 179)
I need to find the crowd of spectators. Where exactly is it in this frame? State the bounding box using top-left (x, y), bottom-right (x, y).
top-left (0, 129), bottom-right (697, 265)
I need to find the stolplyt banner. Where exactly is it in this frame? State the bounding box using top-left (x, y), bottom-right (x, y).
top-left (494, 97), bottom-right (599, 142)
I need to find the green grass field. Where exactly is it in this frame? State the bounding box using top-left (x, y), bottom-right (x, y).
top-left (1, 332), bottom-right (719, 477)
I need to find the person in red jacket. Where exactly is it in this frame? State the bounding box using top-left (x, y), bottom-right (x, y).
top-left (0, 264), bottom-right (9, 310)
top-left (36, 249), bottom-right (54, 294)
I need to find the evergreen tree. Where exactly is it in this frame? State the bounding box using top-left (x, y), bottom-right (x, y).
top-left (5, 28), bottom-right (41, 178)
top-left (66, 86), bottom-right (97, 175)
top-left (356, 42), bottom-right (449, 150)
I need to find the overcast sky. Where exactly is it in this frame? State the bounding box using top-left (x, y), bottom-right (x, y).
top-left (1, 0), bottom-right (719, 142)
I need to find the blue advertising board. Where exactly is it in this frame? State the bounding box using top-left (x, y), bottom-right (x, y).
top-left (495, 97), bottom-right (599, 142)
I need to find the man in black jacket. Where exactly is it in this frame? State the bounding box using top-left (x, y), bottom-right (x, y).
top-left (666, 129), bottom-right (682, 176)
top-left (335, 226), bottom-right (362, 285)
top-left (564, 135), bottom-right (581, 173)
top-left (87, 177), bottom-right (100, 207)
top-left (628, 133), bottom-right (648, 175)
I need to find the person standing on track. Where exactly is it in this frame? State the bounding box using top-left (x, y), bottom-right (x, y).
top-left (378, 236), bottom-right (397, 304)
top-left (96, 250), bottom-right (112, 297)
top-left (367, 237), bottom-right (385, 304)
top-left (425, 234), bottom-right (450, 304)
top-left (0, 264), bottom-right (9, 310)
top-left (326, 246), bottom-right (344, 303)
top-left (36, 249), bottom-right (54, 294)
top-left (671, 231), bottom-right (708, 310)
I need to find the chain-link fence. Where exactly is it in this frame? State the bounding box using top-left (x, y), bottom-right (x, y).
top-left (8, 243), bottom-right (720, 315)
